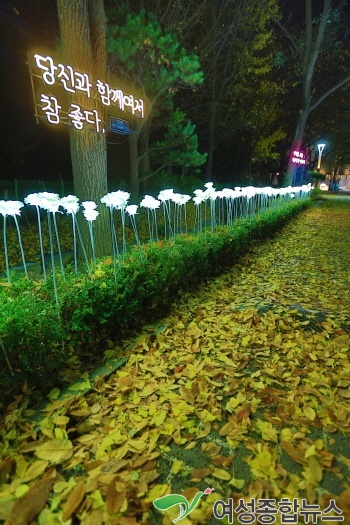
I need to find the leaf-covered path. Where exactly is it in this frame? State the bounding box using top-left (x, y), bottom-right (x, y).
top-left (1, 196), bottom-right (350, 524)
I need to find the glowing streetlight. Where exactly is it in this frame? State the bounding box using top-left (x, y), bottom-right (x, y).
top-left (317, 143), bottom-right (326, 170)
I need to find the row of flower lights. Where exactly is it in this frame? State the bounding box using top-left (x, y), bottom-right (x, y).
top-left (0, 183), bottom-right (312, 302)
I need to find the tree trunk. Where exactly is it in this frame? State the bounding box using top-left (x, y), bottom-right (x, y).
top-left (283, 105), bottom-right (310, 186)
top-left (57, 0), bottom-right (111, 258)
top-left (282, 0), bottom-right (332, 187)
top-left (129, 132), bottom-right (140, 201)
top-left (139, 119), bottom-right (151, 194)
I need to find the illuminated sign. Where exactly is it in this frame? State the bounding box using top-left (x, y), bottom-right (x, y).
top-left (29, 53), bottom-right (144, 134)
top-left (291, 150), bottom-right (306, 165)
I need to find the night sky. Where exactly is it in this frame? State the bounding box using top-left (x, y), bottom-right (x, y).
top-left (0, 0), bottom-right (349, 188)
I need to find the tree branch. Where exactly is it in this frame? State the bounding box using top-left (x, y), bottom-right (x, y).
top-left (310, 73), bottom-right (350, 112)
top-left (265, 5), bottom-right (301, 55)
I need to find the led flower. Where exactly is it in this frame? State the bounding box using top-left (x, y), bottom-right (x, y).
top-left (193, 195), bottom-right (205, 205)
top-left (24, 193), bottom-right (43, 207)
top-left (0, 200), bottom-right (24, 216)
top-left (158, 189), bottom-right (175, 201)
top-left (0, 200), bottom-right (27, 282)
top-left (37, 192), bottom-right (61, 213)
top-left (101, 190), bottom-right (130, 209)
top-left (171, 193), bottom-right (191, 205)
top-left (82, 200), bottom-right (98, 211)
top-left (126, 204), bottom-right (139, 216)
top-left (60, 195), bottom-right (80, 214)
top-left (140, 195), bottom-right (161, 210)
top-left (193, 189), bottom-right (206, 199)
top-left (83, 208), bottom-right (99, 221)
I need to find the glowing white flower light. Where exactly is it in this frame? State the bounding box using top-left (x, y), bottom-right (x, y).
top-left (158, 190), bottom-right (174, 240)
top-left (140, 195), bottom-right (160, 242)
top-left (83, 208), bottom-right (99, 221)
top-left (0, 200), bottom-right (24, 216)
top-left (101, 190), bottom-right (130, 210)
top-left (125, 205), bottom-right (142, 256)
top-left (158, 189), bottom-right (174, 202)
top-left (60, 195), bottom-right (80, 215)
top-left (0, 200), bottom-right (27, 282)
top-left (82, 200), bottom-right (98, 211)
top-left (24, 193), bottom-right (44, 208)
top-left (126, 204), bottom-right (139, 216)
top-left (25, 193), bottom-right (49, 279)
top-left (193, 195), bottom-right (205, 205)
top-left (34, 191), bottom-right (66, 292)
top-left (81, 202), bottom-right (99, 269)
top-left (37, 192), bottom-right (61, 213)
top-left (101, 192), bottom-right (130, 257)
top-left (140, 195), bottom-right (161, 210)
top-left (101, 191), bottom-right (131, 274)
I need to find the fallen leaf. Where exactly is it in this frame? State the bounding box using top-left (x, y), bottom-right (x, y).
top-left (35, 439), bottom-right (73, 464)
top-left (62, 482), bottom-right (85, 521)
top-left (212, 468), bottom-right (231, 481)
top-left (6, 478), bottom-right (53, 525)
top-left (22, 460), bottom-right (49, 482)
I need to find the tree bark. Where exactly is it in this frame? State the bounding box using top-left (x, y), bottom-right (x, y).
top-left (57, 0), bottom-right (111, 258)
top-left (283, 0), bottom-right (332, 186)
top-left (139, 119), bottom-right (151, 193)
top-left (129, 132), bottom-right (140, 201)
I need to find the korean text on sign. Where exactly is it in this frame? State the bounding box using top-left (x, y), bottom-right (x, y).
top-left (213, 497), bottom-right (344, 524)
top-left (34, 54), bottom-right (92, 97)
top-left (34, 54), bottom-right (144, 118)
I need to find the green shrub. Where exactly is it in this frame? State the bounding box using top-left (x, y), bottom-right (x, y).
top-left (308, 171), bottom-right (326, 182)
top-left (310, 187), bottom-right (325, 200)
top-left (0, 198), bottom-right (310, 395)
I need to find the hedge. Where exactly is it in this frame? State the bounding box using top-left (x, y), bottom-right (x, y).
top-left (0, 198), bottom-right (310, 396)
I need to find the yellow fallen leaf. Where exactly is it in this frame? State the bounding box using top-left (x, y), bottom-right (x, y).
top-left (62, 482), bottom-right (85, 521)
top-left (338, 389), bottom-right (350, 399)
top-left (35, 439), bottom-right (73, 464)
top-left (53, 416), bottom-right (69, 426)
top-left (15, 484), bottom-right (30, 498)
top-left (256, 420), bottom-right (278, 443)
top-left (308, 456), bottom-right (322, 482)
top-left (197, 421), bottom-right (211, 439)
top-left (219, 422), bottom-right (234, 436)
top-left (68, 380), bottom-right (90, 391)
top-left (22, 460), bottom-right (49, 482)
top-left (152, 410), bottom-right (167, 427)
top-left (196, 409), bottom-right (215, 422)
top-left (145, 484), bottom-right (169, 502)
top-left (229, 477), bottom-right (245, 489)
top-left (305, 445), bottom-right (317, 459)
top-left (212, 468), bottom-right (231, 481)
top-left (47, 388), bottom-right (60, 400)
top-left (304, 407), bottom-right (316, 421)
top-left (15, 455), bottom-right (28, 478)
top-left (7, 478), bottom-right (53, 525)
top-left (225, 392), bottom-right (245, 413)
top-left (179, 386), bottom-right (194, 404)
top-left (171, 460), bottom-right (183, 474)
top-left (128, 440), bottom-right (147, 452)
top-left (191, 468), bottom-right (211, 478)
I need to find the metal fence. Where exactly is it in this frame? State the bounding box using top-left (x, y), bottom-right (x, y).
top-left (0, 179), bottom-right (74, 201)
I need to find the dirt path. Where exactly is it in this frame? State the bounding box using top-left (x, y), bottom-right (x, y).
top-left (1, 196), bottom-right (350, 525)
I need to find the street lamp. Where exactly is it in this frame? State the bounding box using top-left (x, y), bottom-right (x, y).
top-left (317, 143), bottom-right (326, 170)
